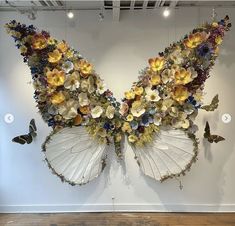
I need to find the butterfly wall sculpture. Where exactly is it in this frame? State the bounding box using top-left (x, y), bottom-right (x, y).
top-left (5, 16), bottom-right (231, 185)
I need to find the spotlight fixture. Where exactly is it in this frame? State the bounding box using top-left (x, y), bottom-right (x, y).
top-left (67, 11), bottom-right (74, 19)
top-left (163, 8), bottom-right (170, 18)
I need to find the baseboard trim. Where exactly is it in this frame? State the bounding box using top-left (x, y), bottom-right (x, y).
top-left (1, 204), bottom-right (235, 213)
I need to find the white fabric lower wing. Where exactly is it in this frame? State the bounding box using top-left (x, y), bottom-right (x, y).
top-left (43, 126), bottom-right (107, 185)
top-left (131, 129), bottom-right (197, 182)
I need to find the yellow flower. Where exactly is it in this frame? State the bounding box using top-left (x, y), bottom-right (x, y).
top-left (115, 133), bottom-right (122, 142)
top-left (76, 60), bottom-right (93, 77)
top-left (126, 114), bottom-right (134, 122)
top-left (20, 45), bottom-right (27, 54)
top-left (97, 128), bottom-right (107, 138)
top-left (46, 68), bottom-right (65, 87)
top-left (54, 114), bottom-right (62, 122)
top-left (48, 49), bottom-right (62, 63)
top-left (74, 114), bottom-right (83, 126)
top-left (174, 68), bottom-right (192, 85)
top-left (57, 41), bottom-right (68, 53)
top-left (79, 106), bottom-right (90, 115)
top-left (10, 31), bottom-right (21, 38)
top-left (122, 122), bottom-right (132, 133)
top-left (131, 100), bottom-right (145, 117)
top-left (212, 22), bottom-right (219, 28)
top-left (47, 38), bottom-right (55, 45)
top-left (124, 90), bottom-right (135, 100)
top-left (32, 34), bottom-right (47, 50)
top-left (184, 32), bottom-right (204, 49)
top-left (134, 86), bottom-right (144, 96)
top-left (150, 74), bottom-right (161, 85)
top-left (172, 86), bottom-right (189, 103)
top-left (65, 49), bottom-right (74, 58)
top-left (148, 57), bottom-right (165, 72)
top-left (215, 36), bottom-right (223, 45)
top-left (51, 92), bottom-right (65, 105)
top-left (128, 134), bottom-right (138, 143)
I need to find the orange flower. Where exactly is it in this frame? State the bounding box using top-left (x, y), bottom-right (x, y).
top-left (48, 49), bottom-right (62, 63)
top-left (74, 60), bottom-right (92, 77)
top-left (57, 41), bottom-right (68, 53)
top-left (148, 57), bottom-right (165, 72)
top-left (46, 68), bottom-right (65, 87)
top-left (79, 105), bottom-right (90, 115)
top-left (51, 92), bottom-right (65, 105)
top-left (184, 32), bottom-right (204, 49)
top-left (174, 68), bottom-right (192, 85)
top-left (74, 114), bottom-right (83, 125)
top-left (172, 86), bottom-right (189, 103)
top-left (32, 34), bottom-right (47, 50)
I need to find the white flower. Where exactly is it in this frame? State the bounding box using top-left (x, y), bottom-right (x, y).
top-left (81, 79), bottom-right (89, 91)
top-left (64, 71), bottom-right (80, 91)
top-left (78, 92), bottom-right (89, 106)
top-left (62, 60), bottom-right (74, 73)
top-left (171, 112), bottom-right (190, 129)
top-left (91, 106), bottom-right (104, 118)
top-left (88, 76), bottom-right (95, 93)
top-left (145, 87), bottom-right (161, 102)
top-left (106, 105), bottom-right (115, 119)
top-left (187, 67), bottom-right (198, 79)
top-left (153, 114), bottom-right (162, 126)
top-left (58, 99), bottom-right (79, 119)
top-left (169, 107), bottom-right (179, 117)
top-left (96, 79), bottom-right (106, 94)
top-left (130, 101), bottom-right (145, 117)
top-left (169, 49), bottom-right (184, 65)
top-left (161, 69), bottom-right (174, 84)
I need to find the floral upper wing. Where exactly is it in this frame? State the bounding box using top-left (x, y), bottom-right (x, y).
top-left (5, 21), bottom-right (119, 134)
top-left (5, 21), bottom-right (123, 185)
top-left (120, 16), bottom-right (231, 181)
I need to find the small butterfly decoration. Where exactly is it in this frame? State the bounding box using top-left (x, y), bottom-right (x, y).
top-left (201, 94), bottom-right (219, 111)
top-left (204, 121), bottom-right (225, 143)
top-left (5, 15), bottom-right (231, 186)
top-left (12, 119), bottom-right (37, 144)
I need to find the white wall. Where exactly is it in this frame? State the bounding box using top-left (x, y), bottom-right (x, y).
top-left (0, 7), bottom-right (235, 213)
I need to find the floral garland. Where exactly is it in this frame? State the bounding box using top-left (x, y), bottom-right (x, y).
top-left (5, 16), bottom-right (231, 157)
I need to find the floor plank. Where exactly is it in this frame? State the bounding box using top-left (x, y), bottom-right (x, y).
top-left (0, 213), bottom-right (235, 226)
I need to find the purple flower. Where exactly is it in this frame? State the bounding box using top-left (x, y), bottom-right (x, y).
top-left (197, 43), bottom-right (213, 59)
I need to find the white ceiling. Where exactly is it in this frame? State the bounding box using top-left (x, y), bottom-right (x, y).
top-left (1, 1), bottom-right (235, 21)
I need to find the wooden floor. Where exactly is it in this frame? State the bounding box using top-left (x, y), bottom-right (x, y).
top-left (0, 213), bottom-right (235, 226)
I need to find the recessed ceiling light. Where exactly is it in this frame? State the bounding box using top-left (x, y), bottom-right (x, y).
top-left (67, 11), bottom-right (74, 19)
top-left (163, 8), bottom-right (170, 18)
